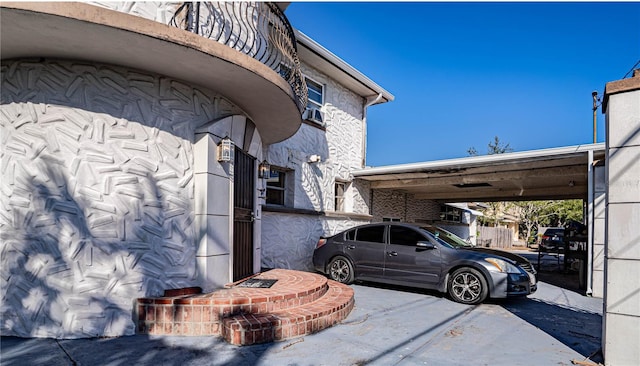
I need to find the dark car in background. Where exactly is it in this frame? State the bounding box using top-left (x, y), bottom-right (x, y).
top-left (312, 223), bottom-right (537, 305)
top-left (539, 228), bottom-right (565, 252)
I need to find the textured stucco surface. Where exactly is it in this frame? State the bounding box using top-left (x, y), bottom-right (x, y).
top-left (260, 212), bottom-right (369, 271)
top-left (260, 64), bottom-right (370, 270)
top-left (0, 59), bottom-right (239, 338)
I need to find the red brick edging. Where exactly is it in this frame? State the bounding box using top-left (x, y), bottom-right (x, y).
top-left (136, 269), bottom-right (354, 345)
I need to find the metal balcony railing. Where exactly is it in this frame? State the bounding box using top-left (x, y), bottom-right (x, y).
top-left (170, 2), bottom-right (307, 114)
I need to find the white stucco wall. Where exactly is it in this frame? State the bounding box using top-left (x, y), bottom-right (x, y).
top-left (260, 64), bottom-right (371, 270)
top-left (0, 59), bottom-right (241, 338)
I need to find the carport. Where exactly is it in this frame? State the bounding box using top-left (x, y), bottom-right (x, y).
top-left (352, 143), bottom-right (606, 297)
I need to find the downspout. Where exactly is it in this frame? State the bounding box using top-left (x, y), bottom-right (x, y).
top-left (586, 149), bottom-right (594, 296)
top-left (362, 93), bottom-right (383, 168)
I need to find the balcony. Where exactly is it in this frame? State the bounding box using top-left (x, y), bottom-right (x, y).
top-left (0, 2), bottom-right (305, 144)
top-left (169, 2), bottom-right (307, 114)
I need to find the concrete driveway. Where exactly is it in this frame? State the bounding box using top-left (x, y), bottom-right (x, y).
top-left (1, 276), bottom-right (602, 366)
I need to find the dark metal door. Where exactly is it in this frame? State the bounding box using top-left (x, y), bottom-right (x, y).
top-left (233, 146), bottom-right (255, 281)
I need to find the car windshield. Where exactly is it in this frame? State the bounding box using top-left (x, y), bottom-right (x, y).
top-left (420, 225), bottom-right (473, 248)
top-left (544, 229), bottom-right (564, 236)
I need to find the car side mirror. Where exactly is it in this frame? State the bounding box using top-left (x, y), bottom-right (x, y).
top-left (416, 241), bottom-right (436, 250)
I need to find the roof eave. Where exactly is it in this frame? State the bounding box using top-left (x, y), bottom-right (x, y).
top-left (294, 29), bottom-right (394, 104)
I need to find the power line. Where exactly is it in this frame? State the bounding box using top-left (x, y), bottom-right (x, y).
top-left (622, 59), bottom-right (640, 79)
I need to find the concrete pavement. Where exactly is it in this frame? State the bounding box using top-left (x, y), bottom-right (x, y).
top-left (1, 276), bottom-right (603, 366)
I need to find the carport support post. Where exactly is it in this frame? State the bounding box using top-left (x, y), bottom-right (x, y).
top-left (586, 149), bottom-right (593, 296)
top-left (602, 69), bottom-right (640, 366)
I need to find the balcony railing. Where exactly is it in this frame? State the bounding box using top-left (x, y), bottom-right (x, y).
top-left (170, 2), bottom-right (307, 114)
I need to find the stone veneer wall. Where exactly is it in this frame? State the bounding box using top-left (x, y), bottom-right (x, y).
top-left (0, 59), bottom-right (240, 338)
top-left (260, 64), bottom-right (371, 270)
top-left (371, 190), bottom-right (441, 223)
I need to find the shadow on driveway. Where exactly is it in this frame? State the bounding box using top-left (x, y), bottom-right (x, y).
top-left (502, 296), bottom-right (602, 362)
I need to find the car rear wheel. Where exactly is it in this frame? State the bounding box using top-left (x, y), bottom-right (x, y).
top-left (327, 256), bottom-right (354, 284)
top-left (448, 267), bottom-right (488, 305)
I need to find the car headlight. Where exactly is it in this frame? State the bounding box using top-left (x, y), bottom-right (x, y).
top-left (485, 258), bottom-right (521, 274)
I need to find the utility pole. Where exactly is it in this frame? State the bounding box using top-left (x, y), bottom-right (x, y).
top-left (592, 91), bottom-right (598, 143)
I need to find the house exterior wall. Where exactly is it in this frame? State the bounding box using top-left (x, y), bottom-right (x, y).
top-left (260, 64), bottom-right (371, 271)
top-left (603, 77), bottom-right (640, 366)
top-left (370, 190), bottom-right (479, 244)
top-left (371, 190), bottom-right (441, 223)
top-left (0, 59), bottom-right (243, 338)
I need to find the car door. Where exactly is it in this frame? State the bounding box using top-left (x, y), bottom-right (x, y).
top-left (383, 225), bottom-right (442, 286)
top-left (344, 224), bottom-right (386, 279)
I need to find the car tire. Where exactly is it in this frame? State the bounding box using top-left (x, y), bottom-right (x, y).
top-left (327, 256), bottom-right (355, 284)
top-left (448, 267), bottom-right (488, 305)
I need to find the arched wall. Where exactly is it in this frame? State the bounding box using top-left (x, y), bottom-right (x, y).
top-left (0, 59), bottom-right (244, 338)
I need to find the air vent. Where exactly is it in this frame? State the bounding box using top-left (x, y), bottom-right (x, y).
top-left (453, 183), bottom-right (492, 188)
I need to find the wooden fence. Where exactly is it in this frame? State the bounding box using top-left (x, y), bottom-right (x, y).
top-left (477, 226), bottom-right (513, 249)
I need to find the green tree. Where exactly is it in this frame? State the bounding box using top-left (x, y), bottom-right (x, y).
top-left (487, 136), bottom-right (513, 155)
top-left (514, 200), bottom-right (556, 243)
top-left (543, 199), bottom-right (583, 227)
top-left (515, 199), bottom-right (584, 244)
top-left (468, 136), bottom-right (513, 156)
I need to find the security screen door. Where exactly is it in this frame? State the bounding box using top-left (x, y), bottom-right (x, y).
top-left (233, 146), bottom-right (255, 281)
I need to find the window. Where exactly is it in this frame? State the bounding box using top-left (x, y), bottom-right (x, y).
top-left (335, 182), bottom-right (346, 212)
top-left (440, 205), bottom-right (461, 223)
top-left (304, 76), bottom-right (324, 124)
top-left (266, 167), bottom-right (287, 206)
top-left (390, 226), bottom-right (426, 246)
top-left (382, 217), bottom-right (401, 222)
top-left (345, 229), bottom-right (356, 241)
top-left (306, 77), bottom-right (323, 108)
top-left (355, 226), bottom-right (385, 243)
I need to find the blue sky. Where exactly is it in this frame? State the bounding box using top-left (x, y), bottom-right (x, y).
top-left (285, 2), bottom-right (640, 166)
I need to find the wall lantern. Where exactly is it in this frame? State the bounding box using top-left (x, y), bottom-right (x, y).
top-left (217, 136), bottom-right (234, 162)
top-left (258, 160), bottom-right (270, 179)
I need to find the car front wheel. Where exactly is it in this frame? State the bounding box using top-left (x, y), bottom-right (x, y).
top-left (327, 256), bottom-right (354, 284)
top-left (448, 267), bottom-right (488, 305)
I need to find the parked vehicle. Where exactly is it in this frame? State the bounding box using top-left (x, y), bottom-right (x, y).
top-left (313, 223), bottom-right (537, 305)
top-left (539, 228), bottom-right (565, 252)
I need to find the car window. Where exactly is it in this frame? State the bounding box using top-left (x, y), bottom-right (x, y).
top-left (345, 229), bottom-right (355, 241)
top-left (389, 226), bottom-right (426, 246)
top-left (355, 226), bottom-right (385, 243)
top-left (420, 225), bottom-right (472, 248)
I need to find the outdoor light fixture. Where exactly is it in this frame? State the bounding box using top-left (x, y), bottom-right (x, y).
top-left (258, 160), bottom-right (270, 179)
top-left (308, 154), bottom-right (321, 164)
top-left (217, 136), bottom-right (234, 162)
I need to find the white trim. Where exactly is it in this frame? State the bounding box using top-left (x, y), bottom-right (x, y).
top-left (304, 74), bottom-right (325, 107)
top-left (354, 143), bottom-right (606, 176)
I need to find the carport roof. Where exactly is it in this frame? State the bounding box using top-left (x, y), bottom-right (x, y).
top-left (354, 143), bottom-right (605, 202)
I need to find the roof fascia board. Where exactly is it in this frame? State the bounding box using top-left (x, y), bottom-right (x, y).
top-left (353, 143), bottom-right (606, 176)
top-left (294, 29), bottom-right (394, 103)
